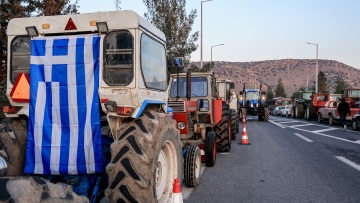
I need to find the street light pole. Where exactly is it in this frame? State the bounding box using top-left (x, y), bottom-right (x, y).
top-left (211, 43), bottom-right (224, 61)
top-left (201, 0), bottom-right (212, 68)
top-left (306, 42), bottom-right (319, 93)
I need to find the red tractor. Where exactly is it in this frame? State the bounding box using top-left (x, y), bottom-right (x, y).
top-left (305, 93), bottom-right (341, 121)
top-left (168, 70), bottom-right (232, 187)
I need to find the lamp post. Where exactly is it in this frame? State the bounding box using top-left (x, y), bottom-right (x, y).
top-left (211, 43), bottom-right (224, 61)
top-left (201, 0), bottom-right (212, 68)
top-left (306, 42), bottom-right (318, 93)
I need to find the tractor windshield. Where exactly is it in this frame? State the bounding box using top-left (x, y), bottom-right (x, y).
top-left (348, 90), bottom-right (360, 97)
top-left (246, 91), bottom-right (259, 100)
top-left (302, 92), bottom-right (312, 100)
top-left (170, 76), bottom-right (208, 98)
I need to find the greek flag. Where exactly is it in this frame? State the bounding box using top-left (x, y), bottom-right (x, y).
top-left (24, 34), bottom-right (103, 175)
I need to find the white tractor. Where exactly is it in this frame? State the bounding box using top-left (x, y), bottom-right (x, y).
top-left (0, 10), bottom-right (182, 202)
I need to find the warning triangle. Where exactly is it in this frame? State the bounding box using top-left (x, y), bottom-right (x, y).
top-left (65, 17), bottom-right (77, 30)
top-left (10, 73), bottom-right (30, 103)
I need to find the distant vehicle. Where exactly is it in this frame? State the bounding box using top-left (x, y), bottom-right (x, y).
top-left (281, 106), bottom-right (292, 117)
top-left (268, 97), bottom-right (292, 115)
top-left (273, 106), bottom-right (284, 116)
top-left (351, 101), bottom-right (360, 131)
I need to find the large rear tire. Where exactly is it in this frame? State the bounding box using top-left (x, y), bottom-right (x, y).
top-left (230, 109), bottom-right (237, 140)
top-left (296, 104), bottom-right (304, 119)
top-left (184, 145), bottom-right (201, 188)
top-left (263, 107), bottom-right (270, 121)
top-left (214, 104), bottom-right (231, 152)
top-left (104, 111), bottom-right (183, 203)
top-left (205, 131), bottom-right (216, 167)
top-left (0, 118), bottom-right (28, 175)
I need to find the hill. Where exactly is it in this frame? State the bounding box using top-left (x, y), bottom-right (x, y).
top-left (204, 59), bottom-right (359, 97)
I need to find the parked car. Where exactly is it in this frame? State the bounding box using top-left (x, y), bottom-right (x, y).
top-left (281, 106), bottom-right (292, 117)
top-left (351, 101), bottom-right (360, 131)
top-left (273, 106), bottom-right (284, 116)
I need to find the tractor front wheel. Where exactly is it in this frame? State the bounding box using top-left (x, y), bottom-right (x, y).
top-left (184, 145), bottom-right (201, 188)
top-left (104, 111), bottom-right (182, 203)
top-left (214, 104), bottom-right (231, 152)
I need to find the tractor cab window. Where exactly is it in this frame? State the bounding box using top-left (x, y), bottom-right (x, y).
top-left (141, 34), bottom-right (167, 90)
top-left (284, 100), bottom-right (292, 105)
top-left (103, 31), bottom-right (133, 86)
top-left (170, 76), bottom-right (208, 98)
top-left (348, 90), bottom-right (360, 97)
top-left (11, 36), bottom-right (31, 83)
top-left (246, 91), bottom-right (259, 100)
top-left (302, 92), bottom-right (312, 100)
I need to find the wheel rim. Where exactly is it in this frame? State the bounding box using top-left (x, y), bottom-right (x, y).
top-left (352, 121), bottom-right (357, 130)
top-left (318, 114), bottom-right (321, 122)
top-left (195, 150), bottom-right (201, 179)
top-left (329, 116), bottom-right (332, 125)
top-left (156, 141), bottom-right (178, 202)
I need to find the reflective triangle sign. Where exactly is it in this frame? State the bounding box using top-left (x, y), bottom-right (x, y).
top-left (10, 73), bottom-right (30, 103)
top-left (65, 17), bottom-right (77, 30)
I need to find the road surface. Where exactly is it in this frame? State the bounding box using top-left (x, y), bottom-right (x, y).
top-left (183, 115), bottom-right (360, 203)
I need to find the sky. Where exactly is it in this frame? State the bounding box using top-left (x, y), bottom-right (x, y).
top-left (77, 0), bottom-right (360, 69)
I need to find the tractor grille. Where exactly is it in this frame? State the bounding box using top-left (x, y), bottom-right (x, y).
top-left (168, 100), bottom-right (185, 112)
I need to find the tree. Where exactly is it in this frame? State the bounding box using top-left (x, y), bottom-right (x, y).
top-left (143, 0), bottom-right (199, 71)
top-left (274, 78), bottom-right (286, 97)
top-left (334, 75), bottom-right (349, 94)
top-left (33, 0), bottom-right (79, 16)
top-left (189, 62), bottom-right (213, 73)
top-left (0, 0), bottom-right (79, 122)
top-left (114, 0), bottom-right (121, 10)
top-left (266, 86), bottom-right (274, 101)
top-left (318, 71), bottom-right (328, 93)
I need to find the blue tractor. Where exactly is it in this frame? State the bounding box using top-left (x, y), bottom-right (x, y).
top-left (239, 83), bottom-right (270, 121)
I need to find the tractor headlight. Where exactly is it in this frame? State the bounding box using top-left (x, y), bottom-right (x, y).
top-left (178, 122), bottom-right (186, 130)
top-left (0, 157), bottom-right (7, 176)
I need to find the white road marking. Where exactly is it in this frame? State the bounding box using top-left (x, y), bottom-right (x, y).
top-left (312, 128), bottom-right (338, 133)
top-left (277, 121), bottom-right (303, 124)
top-left (269, 120), bottom-right (286, 128)
top-left (289, 124), bottom-right (315, 128)
top-left (289, 126), bottom-right (359, 144)
top-left (294, 133), bottom-right (314, 142)
top-left (182, 163), bottom-right (206, 199)
top-left (355, 140), bottom-right (360, 144)
top-left (335, 156), bottom-right (360, 172)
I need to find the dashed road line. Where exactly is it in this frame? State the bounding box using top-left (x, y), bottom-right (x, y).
top-left (277, 121), bottom-right (303, 124)
top-left (269, 120), bottom-right (286, 128)
top-left (312, 128), bottom-right (337, 133)
top-left (335, 156), bottom-right (360, 172)
top-left (294, 133), bottom-right (314, 142)
top-left (289, 123), bottom-right (316, 128)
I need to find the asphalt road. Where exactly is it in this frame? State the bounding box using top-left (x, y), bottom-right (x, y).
top-left (183, 115), bottom-right (360, 203)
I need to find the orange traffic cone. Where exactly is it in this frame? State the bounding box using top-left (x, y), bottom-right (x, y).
top-left (239, 123), bottom-right (250, 145)
top-left (172, 178), bottom-right (183, 203)
top-left (242, 115), bottom-right (246, 124)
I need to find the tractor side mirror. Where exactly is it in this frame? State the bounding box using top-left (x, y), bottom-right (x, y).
top-left (173, 57), bottom-right (184, 68)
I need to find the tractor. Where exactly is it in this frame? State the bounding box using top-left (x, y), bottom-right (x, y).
top-left (304, 93), bottom-right (341, 121)
top-left (292, 90), bottom-right (314, 119)
top-left (168, 71), bottom-right (232, 178)
top-left (216, 79), bottom-right (239, 139)
top-left (238, 83), bottom-right (270, 121)
top-left (0, 11), bottom-right (183, 202)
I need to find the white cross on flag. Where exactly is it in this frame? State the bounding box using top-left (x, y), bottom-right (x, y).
top-left (24, 34), bottom-right (103, 175)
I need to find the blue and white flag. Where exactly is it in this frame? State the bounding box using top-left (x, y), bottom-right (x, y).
top-left (24, 34), bottom-right (103, 175)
